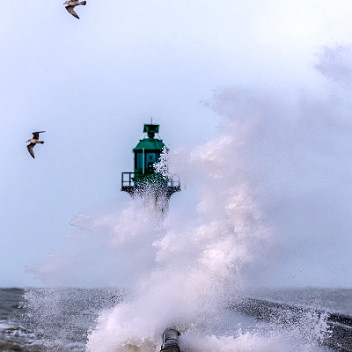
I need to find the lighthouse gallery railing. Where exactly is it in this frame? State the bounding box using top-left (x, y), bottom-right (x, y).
top-left (121, 172), bottom-right (181, 191)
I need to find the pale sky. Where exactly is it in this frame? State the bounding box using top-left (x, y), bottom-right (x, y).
top-left (2, 0), bottom-right (352, 287)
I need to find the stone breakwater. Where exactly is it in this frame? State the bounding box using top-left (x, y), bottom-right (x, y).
top-left (231, 298), bottom-right (352, 352)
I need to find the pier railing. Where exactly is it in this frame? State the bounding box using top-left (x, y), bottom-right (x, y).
top-left (121, 172), bottom-right (181, 198)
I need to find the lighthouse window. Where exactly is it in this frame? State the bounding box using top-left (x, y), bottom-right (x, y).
top-left (146, 153), bottom-right (157, 169)
top-left (135, 152), bottom-right (162, 170)
top-left (135, 153), bottom-right (144, 169)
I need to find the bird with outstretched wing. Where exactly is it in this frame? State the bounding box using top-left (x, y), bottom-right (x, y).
top-left (27, 131), bottom-right (45, 159)
top-left (64, 0), bottom-right (86, 19)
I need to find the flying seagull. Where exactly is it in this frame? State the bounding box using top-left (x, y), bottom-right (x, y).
top-left (64, 0), bottom-right (86, 19)
top-left (27, 131), bottom-right (45, 159)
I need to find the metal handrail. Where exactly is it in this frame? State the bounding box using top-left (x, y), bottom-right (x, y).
top-left (121, 172), bottom-right (180, 188)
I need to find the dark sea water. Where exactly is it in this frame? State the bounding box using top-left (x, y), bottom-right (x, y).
top-left (0, 288), bottom-right (122, 352)
top-left (245, 288), bottom-right (352, 316)
top-left (0, 287), bottom-right (351, 352)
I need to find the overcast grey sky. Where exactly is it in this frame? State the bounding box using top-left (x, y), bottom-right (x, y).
top-left (2, 0), bottom-right (352, 288)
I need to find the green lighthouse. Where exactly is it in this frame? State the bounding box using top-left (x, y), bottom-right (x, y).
top-left (121, 123), bottom-right (180, 203)
top-left (134, 124), bottom-right (164, 175)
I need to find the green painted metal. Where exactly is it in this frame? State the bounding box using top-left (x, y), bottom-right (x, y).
top-left (133, 124), bottom-right (165, 175)
top-left (133, 138), bottom-right (165, 151)
top-left (121, 122), bottom-right (181, 201)
top-left (143, 124), bottom-right (159, 138)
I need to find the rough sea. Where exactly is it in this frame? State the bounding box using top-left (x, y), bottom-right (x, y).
top-left (1, 287), bottom-right (351, 352)
top-left (0, 288), bottom-right (122, 352)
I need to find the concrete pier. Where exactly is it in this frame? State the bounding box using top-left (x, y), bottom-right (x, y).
top-left (232, 298), bottom-right (352, 352)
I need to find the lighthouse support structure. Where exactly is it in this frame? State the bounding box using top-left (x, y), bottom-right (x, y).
top-left (121, 172), bottom-right (180, 200)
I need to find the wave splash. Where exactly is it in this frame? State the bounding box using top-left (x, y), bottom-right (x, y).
top-left (85, 112), bottom-right (327, 351)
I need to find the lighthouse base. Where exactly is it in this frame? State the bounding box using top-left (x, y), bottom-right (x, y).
top-left (121, 172), bottom-right (180, 199)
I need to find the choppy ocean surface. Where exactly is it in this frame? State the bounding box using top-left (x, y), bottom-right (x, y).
top-left (0, 287), bottom-right (351, 352)
top-left (0, 288), bottom-right (122, 352)
top-left (246, 288), bottom-right (352, 316)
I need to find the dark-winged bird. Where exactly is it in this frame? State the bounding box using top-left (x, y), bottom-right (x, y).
top-left (64, 0), bottom-right (86, 19)
top-left (27, 131), bottom-right (45, 159)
